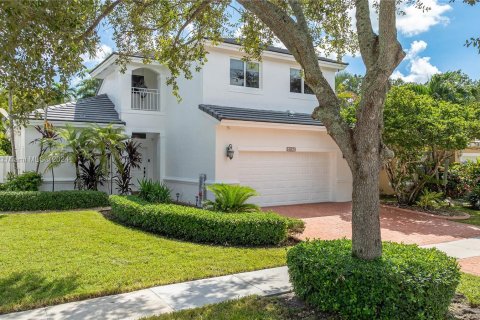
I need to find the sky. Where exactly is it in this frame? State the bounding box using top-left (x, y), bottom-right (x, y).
top-left (80, 0), bottom-right (480, 84)
top-left (344, 0), bottom-right (480, 82)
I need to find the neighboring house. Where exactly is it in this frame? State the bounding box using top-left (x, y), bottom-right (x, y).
top-left (457, 141), bottom-right (480, 162)
top-left (12, 39), bottom-right (351, 206)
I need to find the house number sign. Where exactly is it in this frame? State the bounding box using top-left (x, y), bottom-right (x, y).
top-left (286, 147), bottom-right (296, 152)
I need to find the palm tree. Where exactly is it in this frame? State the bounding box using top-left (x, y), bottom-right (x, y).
top-left (90, 124), bottom-right (127, 194)
top-left (43, 124), bottom-right (88, 190)
top-left (75, 77), bottom-right (101, 100)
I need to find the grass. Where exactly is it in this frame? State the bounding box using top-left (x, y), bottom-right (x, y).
top-left (141, 295), bottom-right (326, 320)
top-left (458, 273), bottom-right (480, 307)
top-left (0, 211), bottom-right (286, 314)
top-left (452, 205), bottom-right (480, 226)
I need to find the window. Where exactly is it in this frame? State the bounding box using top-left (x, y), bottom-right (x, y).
top-left (290, 68), bottom-right (314, 94)
top-left (230, 59), bottom-right (260, 88)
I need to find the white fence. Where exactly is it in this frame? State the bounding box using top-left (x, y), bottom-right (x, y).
top-left (0, 156), bottom-right (13, 183)
top-left (131, 87), bottom-right (161, 111)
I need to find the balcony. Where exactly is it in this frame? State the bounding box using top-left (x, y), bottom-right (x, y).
top-left (131, 87), bottom-right (161, 111)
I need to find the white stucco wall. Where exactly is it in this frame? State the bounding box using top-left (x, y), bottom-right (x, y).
top-left (202, 45), bottom-right (339, 113)
top-left (162, 65), bottom-right (218, 205)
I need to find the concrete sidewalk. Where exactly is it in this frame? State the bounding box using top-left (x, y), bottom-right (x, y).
top-left (2, 238), bottom-right (479, 320)
top-left (0, 267), bottom-right (291, 320)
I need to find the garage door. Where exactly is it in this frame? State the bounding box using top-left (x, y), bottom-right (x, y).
top-left (238, 151), bottom-right (331, 206)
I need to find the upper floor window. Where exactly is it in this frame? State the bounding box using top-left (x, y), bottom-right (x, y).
top-left (230, 59), bottom-right (260, 88)
top-left (290, 68), bottom-right (314, 94)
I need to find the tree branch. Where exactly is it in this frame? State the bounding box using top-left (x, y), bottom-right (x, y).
top-left (377, 0), bottom-right (405, 74)
top-left (77, 0), bottom-right (124, 41)
top-left (355, 0), bottom-right (378, 71)
top-left (288, 0), bottom-right (309, 34)
top-left (237, 0), bottom-right (354, 160)
top-left (173, 0), bottom-right (211, 46)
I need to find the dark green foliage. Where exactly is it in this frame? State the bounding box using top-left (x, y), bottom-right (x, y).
top-left (416, 189), bottom-right (447, 210)
top-left (75, 77), bottom-right (101, 99)
top-left (115, 140), bottom-right (142, 195)
top-left (138, 179), bottom-right (171, 203)
top-left (109, 195), bottom-right (290, 246)
top-left (0, 190), bottom-right (109, 211)
top-left (446, 160), bottom-right (480, 199)
top-left (287, 239), bottom-right (460, 320)
top-left (468, 186), bottom-right (480, 209)
top-left (0, 136), bottom-right (11, 155)
top-left (4, 171), bottom-right (42, 191)
top-left (203, 184), bottom-right (260, 213)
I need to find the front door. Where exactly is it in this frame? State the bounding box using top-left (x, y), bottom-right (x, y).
top-left (131, 143), bottom-right (152, 190)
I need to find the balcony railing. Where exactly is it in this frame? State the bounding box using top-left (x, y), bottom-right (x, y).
top-left (131, 87), bottom-right (161, 111)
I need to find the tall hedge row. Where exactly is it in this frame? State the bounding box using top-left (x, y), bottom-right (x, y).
top-left (109, 195), bottom-right (290, 246)
top-left (0, 191), bottom-right (109, 211)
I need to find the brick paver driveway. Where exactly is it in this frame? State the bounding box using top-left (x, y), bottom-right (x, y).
top-left (266, 202), bottom-right (480, 275)
top-left (267, 202), bottom-right (480, 245)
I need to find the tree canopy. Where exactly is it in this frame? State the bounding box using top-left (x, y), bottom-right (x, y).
top-left (383, 84), bottom-right (480, 204)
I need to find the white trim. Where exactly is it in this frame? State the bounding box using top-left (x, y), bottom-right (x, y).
top-left (27, 120), bottom-right (125, 128)
top-left (163, 176), bottom-right (239, 185)
top-left (219, 119), bottom-right (326, 131)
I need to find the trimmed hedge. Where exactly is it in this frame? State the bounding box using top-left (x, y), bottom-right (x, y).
top-left (109, 195), bottom-right (291, 246)
top-left (0, 190), bottom-right (110, 211)
top-left (287, 239), bottom-right (460, 320)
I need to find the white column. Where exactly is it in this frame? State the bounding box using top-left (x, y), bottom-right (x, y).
top-left (118, 66), bottom-right (134, 113)
top-left (159, 133), bottom-right (166, 182)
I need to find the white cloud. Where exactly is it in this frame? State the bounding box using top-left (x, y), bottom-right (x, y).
top-left (391, 40), bottom-right (440, 83)
top-left (397, 0), bottom-right (451, 36)
top-left (405, 40), bottom-right (427, 59)
top-left (81, 44), bottom-right (113, 64)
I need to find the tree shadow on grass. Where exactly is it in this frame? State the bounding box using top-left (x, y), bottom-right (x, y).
top-left (0, 271), bottom-right (79, 313)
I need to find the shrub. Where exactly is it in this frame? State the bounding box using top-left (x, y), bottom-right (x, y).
top-left (446, 160), bottom-right (480, 199)
top-left (0, 190), bottom-right (109, 211)
top-left (138, 179), bottom-right (171, 203)
top-left (4, 172), bottom-right (43, 191)
top-left (468, 185), bottom-right (480, 209)
top-left (416, 189), bottom-right (447, 210)
top-left (203, 184), bottom-right (260, 213)
top-left (0, 149), bottom-right (7, 156)
top-left (109, 195), bottom-right (292, 246)
top-left (287, 239), bottom-right (460, 320)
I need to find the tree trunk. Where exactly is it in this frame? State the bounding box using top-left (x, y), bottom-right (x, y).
top-left (351, 161), bottom-right (382, 259)
top-left (8, 90), bottom-right (18, 176)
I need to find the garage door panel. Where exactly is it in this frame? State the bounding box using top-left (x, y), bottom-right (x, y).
top-left (239, 151), bottom-right (331, 206)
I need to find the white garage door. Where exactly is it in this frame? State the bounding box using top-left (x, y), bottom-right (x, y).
top-left (238, 151), bottom-right (331, 206)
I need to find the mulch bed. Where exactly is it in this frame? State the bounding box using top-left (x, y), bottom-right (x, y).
top-left (381, 202), bottom-right (471, 219)
top-left (273, 293), bottom-right (479, 320)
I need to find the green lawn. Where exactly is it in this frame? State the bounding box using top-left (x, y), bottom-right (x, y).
top-left (458, 273), bottom-right (480, 307)
top-left (142, 295), bottom-right (326, 320)
top-left (453, 206), bottom-right (480, 226)
top-left (0, 211), bottom-right (286, 314)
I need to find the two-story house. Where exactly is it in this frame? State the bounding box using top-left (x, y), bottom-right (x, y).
top-left (14, 39), bottom-right (352, 206)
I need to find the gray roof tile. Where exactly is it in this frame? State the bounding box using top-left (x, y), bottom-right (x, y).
top-left (199, 104), bottom-right (323, 127)
top-left (31, 94), bottom-right (124, 124)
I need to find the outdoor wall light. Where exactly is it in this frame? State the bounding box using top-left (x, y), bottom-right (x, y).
top-left (226, 144), bottom-right (234, 160)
